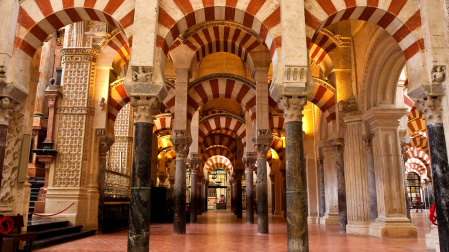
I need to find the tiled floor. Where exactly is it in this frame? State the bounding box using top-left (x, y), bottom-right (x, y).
top-left (35, 211), bottom-right (433, 252)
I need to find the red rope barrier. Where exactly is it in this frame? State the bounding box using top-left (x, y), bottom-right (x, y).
top-left (430, 203), bottom-right (438, 225)
top-left (0, 216), bottom-right (13, 234)
top-left (29, 203), bottom-right (74, 217)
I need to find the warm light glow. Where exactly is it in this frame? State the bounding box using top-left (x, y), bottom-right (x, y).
top-left (302, 112), bottom-right (314, 135)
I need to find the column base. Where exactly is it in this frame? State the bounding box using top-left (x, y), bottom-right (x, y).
top-left (274, 211), bottom-right (283, 215)
top-left (347, 221), bottom-right (370, 235)
top-left (426, 225), bottom-right (440, 252)
top-left (319, 212), bottom-right (339, 225)
top-left (369, 217), bottom-right (417, 238)
top-left (307, 216), bottom-right (319, 224)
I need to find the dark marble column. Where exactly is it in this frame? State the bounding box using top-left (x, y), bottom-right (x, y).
top-left (416, 96), bottom-right (449, 250)
top-left (330, 140), bottom-right (347, 232)
top-left (270, 174), bottom-right (275, 215)
top-left (234, 169), bottom-right (244, 218)
top-left (317, 156), bottom-right (326, 217)
top-left (363, 136), bottom-right (378, 222)
top-left (98, 136), bottom-right (113, 233)
top-left (280, 169), bottom-right (287, 218)
top-left (243, 153), bottom-right (256, 223)
top-left (400, 142), bottom-right (411, 220)
top-left (189, 154), bottom-right (201, 223)
top-left (279, 96), bottom-right (308, 251)
top-left (197, 180), bottom-right (202, 215)
top-left (230, 178), bottom-right (236, 214)
top-left (0, 124), bottom-right (8, 189)
top-left (128, 96), bottom-right (159, 252)
top-left (252, 131), bottom-right (272, 234)
top-left (202, 179), bottom-right (208, 213)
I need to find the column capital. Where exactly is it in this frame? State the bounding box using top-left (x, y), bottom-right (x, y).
top-left (98, 135), bottom-right (114, 157)
top-left (362, 107), bottom-right (407, 131)
top-left (44, 85), bottom-right (62, 103)
top-left (130, 96), bottom-right (160, 123)
top-left (278, 95), bottom-right (307, 122)
top-left (170, 130), bottom-right (192, 160)
top-left (415, 95), bottom-right (443, 125)
top-left (243, 152), bottom-right (257, 172)
top-left (251, 130), bottom-right (273, 159)
top-left (363, 134), bottom-right (373, 154)
top-left (0, 96), bottom-right (21, 126)
top-left (188, 152), bottom-right (201, 174)
top-left (328, 138), bottom-right (344, 156)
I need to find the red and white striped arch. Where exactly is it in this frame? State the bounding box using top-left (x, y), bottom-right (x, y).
top-left (305, 2), bottom-right (424, 89)
top-left (308, 79), bottom-right (336, 123)
top-left (187, 76), bottom-right (256, 120)
top-left (157, 0), bottom-right (281, 71)
top-left (204, 155), bottom-right (233, 175)
top-left (202, 146), bottom-right (235, 163)
top-left (407, 135), bottom-right (428, 152)
top-left (16, 0), bottom-right (135, 57)
top-left (158, 135), bottom-right (173, 151)
top-left (154, 114), bottom-right (173, 133)
top-left (101, 31), bottom-right (131, 71)
top-left (199, 114), bottom-right (246, 147)
top-left (270, 136), bottom-right (284, 161)
top-left (201, 134), bottom-right (237, 153)
top-left (405, 163), bottom-right (426, 176)
top-left (309, 31), bottom-right (337, 65)
top-left (407, 107), bottom-right (426, 138)
top-left (108, 78), bottom-right (128, 122)
top-left (405, 158), bottom-right (427, 176)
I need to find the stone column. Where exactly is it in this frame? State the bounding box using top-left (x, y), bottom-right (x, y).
top-left (400, 142), bottom-right (411, 220)
top-left (230, 178), bottom-right (236, 213)
top-left (416, 96), bottom-right (449, 249)
top-left (319, 143), bottom-right (339, 225)
top-left (317, 155), bottom-right (326, 217)
top-left (344, 114), bottom-right (370, 235)
top-left (278, 96), bottom-right (308, 250)
top-left (243, 152), bottom-right (256, 223)
top-left (97, 136), bottom-right (113, 233)
top-left (363, 135), bottom-right (378, 222)
top-left (234, 169), bottom-right (244, 218)
top-left (329, 139), bottom-right (347, 233)
top-left (270, 174), bottom-right (275, 215)
top-left (363, 107), bottom-right (417, 238)
top-left (171, 130), bottom-right (191, 234)
top-left (197, 178), bottom-right (202, 215)
top-left (128, 96), bottom-right (160, 251)
top-left (34, 34), bottom-right (56, 117)
top-left (189, 153), bottom-right (201, 223)
top-left (202, 179), bottom-right (208, 212)
top-left (280, 169), bottom-right (287, 218)
top-left (252, 131), bottom-right (272, 234)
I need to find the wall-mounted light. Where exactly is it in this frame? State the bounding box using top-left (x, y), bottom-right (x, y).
top-left (98, 97), bottom-right (105, 110)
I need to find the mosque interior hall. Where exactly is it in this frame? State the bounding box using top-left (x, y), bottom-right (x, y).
top-left (0, 0), bottom-right (448, 251)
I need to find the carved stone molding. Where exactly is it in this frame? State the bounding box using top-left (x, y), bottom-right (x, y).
top-left (99, 135), bottom-right (114, 157)
top-left (132, 66), bottom-right (153, 83)
top-left (284, 66), bottom-right (307, 83)
top-left (363, 134), bottom-right (373, 154)
top-left (329, 139), bottom-right (344, 157)
top-left (60, 48), bottom-right (101, 63)
top-left (0, 66), bottom-right (5, 85)
top-left (415, 96), bottom-right (443, 125)
top-left (252, 130), bottom-right (273, 159)
top-left (278, 95), bottom-right (307, 122)
top-left (170, 130), bottom-right (192, 160)
top-left (0, 97), bottom-right (21, 126)
top-left (189, 153), bottom-right (201, 174)
top-left (242, 152), bottom-right (257, 172)
top-left (431, 65), bottom-right (446, 85)
top-left (130, 96), bottom-right (160, 123)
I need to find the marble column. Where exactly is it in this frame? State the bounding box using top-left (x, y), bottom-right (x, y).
top-left (363, 135), bottom-right (378, 222)
top-left (416, 96), bottom-right (449, 249)
top-left (202, 179), bottom-right (207, 212)
top-left (197, 179), bottom-right (202, 215)
top-left (329, 139), bottom-right (347, 233)
top-left (400, 143), bottom-right (411, 220)
top-left (230, 178), bottom-right (236, 214)
top-left (278, 96), bottom-right (308, 251)
top-left (363, 107), bottom-right (417, 238)
top-left (319, 143), bottom-right (339, 225)
top-left (317, 156), bottom-right (326, 217)
top-left (280, 169), bottom-right (287, 218)
top-left (270, 174), bottom-right (276, 215)
top-left (243, 153), bottom-right (256, 223)
top-left (189, 153), bottom-right (201, 223)
top-left (343, 114), bottom-right (370, 235)
top-left (235, 169), bottom-right (244, 218)
top-left (128, 96), bottom-right (160, 251)
top-left (171, 130), bottom-right (191, 234)
top-left (98, 136), bottom-right (113, 233)
top-left (252, 131), bottom-right (272, 234)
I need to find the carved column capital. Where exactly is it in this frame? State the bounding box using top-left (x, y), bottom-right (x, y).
top-left (328, 138), bottom-right (344, 157)
top-left (243, 152), bottom-right (257, 172)
top-left (189, 152), bottom-right (201, 174)
top-left (0, 66), bottom-right (6, 85)
top-left (251, 130), bottom-right (273, 159)
top-left (98, 135), bottom-right (114, 157)
top-left (130, 96), bottom-right (160, 123)
top-left (278, 95), bottom-right (307, 122)
top-left (0, 96), bottom-right (21, 126)
top-left (415, 96), bottom-right (443, 125)
top-left (363, 134), bottom-right (373, 154)
top-left (170, 130), bottom-right (192, 160)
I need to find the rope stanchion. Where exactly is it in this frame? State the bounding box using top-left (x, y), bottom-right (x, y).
top-left (29, 203), bottom-right (75, 217)
top-left (0, 216), bottom-right (13, 234)
top-left (429, 203), bottom-right (438, 225)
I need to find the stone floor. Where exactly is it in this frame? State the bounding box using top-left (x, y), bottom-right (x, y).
top-left (35, 210), bottom-right (433, 252)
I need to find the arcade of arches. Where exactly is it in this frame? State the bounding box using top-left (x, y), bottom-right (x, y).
top-left (0, 0), bottom-right (448, 251)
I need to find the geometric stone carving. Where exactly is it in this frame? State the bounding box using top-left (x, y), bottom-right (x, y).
top-left (278, 95), bottom-right (307, 122)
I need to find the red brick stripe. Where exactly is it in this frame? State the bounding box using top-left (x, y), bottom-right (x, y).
top-left (388, 0), bottom-right (407, 16)
top-left (35, 0), bottom-right (54, 17)
top-left (316, 0), bottom-right (337, 15)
